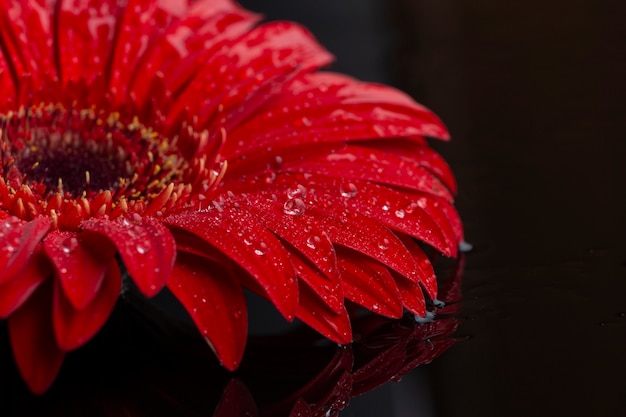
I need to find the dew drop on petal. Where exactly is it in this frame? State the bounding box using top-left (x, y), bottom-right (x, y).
top-left (339, 182), bottom-right (358, 198)
top-left (283, 198), bottom-right (306, 216)
top-left (233, 309), bottom-right (242, 319)
top-left (287, 184), bottom-right (307, 199)
top-left (136, 244), bottom-right (148, 254)
top-left (254, 242), bottom-right (267, 256)
top-left (382, 202), bottom-right (391, 211)
top-left (306, 235), bottom-right (322, 249)
top-left (378, 238), bottom-right (390, 250)
top-left (62, 236), bottom-right (79, 254)
top-left (394, 209), bottom-right (405, 219)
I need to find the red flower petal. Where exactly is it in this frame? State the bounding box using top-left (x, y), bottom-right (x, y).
top-left (336, 247), bottom-right (403, 318)
top-left (236, 195), bottom-right (339, 297)
top-left (108, 0), bottom-right (189, 105)
top-left (57, 0), bottom-right (125, 86)
top-left (363, 139), bottom-right (458, 195)
top-left (43, 231), bottom-right (116, 309)
top-left (224, 71), bottom-right (447, 159)
top-left (0, 49), bottom-right (16, 109)
top-left (8, 280), bottom-right (65, 395)
top-left (127, 0), bottom-right (259, 108)
top-left (395, 233), bottom-right (437, 299)
top-left (81, 216), bottom-right (176, 297)
top-left (0, 250), bottom-right (51, 317)
top-left (166, 209), bottom-right (298, 320)
top-left (52, 258), bottom-right (121, 351)
top-left (171, 21), bottom-right (333, 130)
top-left (0, 216), bottom-right (51, 284)
top-left (295, 279), bottom-right (352, 344)
top-left (235, 189), bottom-right (422, 285)
top-left (393, 273), bottom-right (426, 317)
top-left (285, 145), bottom-right (454, 201)
top-left (167, 252), bottom-right (247, 370)
top-left (291, 252), bottom-right (343, 314)
top-left (0, 0), bottom-right (57, 88)
top-left (292, 173), bottom-right (457, 256)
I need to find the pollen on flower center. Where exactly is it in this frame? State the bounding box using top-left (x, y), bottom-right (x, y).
top-left (0, 104), bottom-right (223, 229)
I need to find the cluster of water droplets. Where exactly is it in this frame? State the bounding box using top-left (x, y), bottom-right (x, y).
top-left (0, 217), bottom-right (23, 257)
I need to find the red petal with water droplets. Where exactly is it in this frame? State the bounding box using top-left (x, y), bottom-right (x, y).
top-left (57, 0), bottom-right (125, 85)
top-left (286, 145), bottom-right (454, 201)
top-left (362, 139), bottom-right (458, 196)
top-left (81, 216), bottom-right (176, 297)
top-left (224, 71), bottom-right (447, 159)
top-left (172, 21), bottom-right (333, 130)
top-left (270, 173), bottom-right (457, 257)
top-left (291, 252), bottom-right (343, 314)
top-left (296, 279), bottom-right (351, 344)
top-left (0, 216), bottom-right (50, 284)
top-left (336, 247), bottom-right (403, 318)
top-left (0, 48), bottom-right (16, 109)
top-left (0, 0), bottom-right (57, 89)
top-left (403, 191), bottom-right (464, 243)
top-left (108, 0), bottom-right (189, 104)
top-left (392, 272), bottom-right (426, 317)
top-left (167, 252), bottom-right (247, 370)
top-left (236, 196), bottom-right (339, 296)
top-left (43, 231), bottom-right (115, 309)
top-left (129, 0), bottom-right (259, 107)
top-left (395, 233), bottom-right (437, 298)
top-left (52, 258), bottom-right (121, 351)
top-left (236, 188), bottom-right (421, 285)
top-left (166, 208), bottom-right (298, 320)
top-left (8, 281), bottom-right (65, 395)
top-left (0, 251), bottom-right (51, 317)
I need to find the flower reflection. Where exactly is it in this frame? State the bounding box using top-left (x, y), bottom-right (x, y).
top-left (1, 256), bottom-right (464, 417)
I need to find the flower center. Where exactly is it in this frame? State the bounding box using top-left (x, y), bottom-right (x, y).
top-left (1, 104), bottom-right (183, 199)
top-left (0, 104), bottom-right (223, 229)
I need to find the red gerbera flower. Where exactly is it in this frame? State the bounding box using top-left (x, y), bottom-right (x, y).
top-left (0, 0), bottom-right (462, 394)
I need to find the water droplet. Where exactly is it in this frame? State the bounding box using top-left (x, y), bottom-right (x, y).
top-left (382, 202), bottom-right (390, 211)
top-left (287, 184), bottom-right (306, 199)
top-left (243, 237), bottom-right (253, 246)
top-left (201, 297), bottom-right (207, 303)
top-left (296, 116), bottom-right (312, 127)
top-left (264, 172), bottom-right (276, 184)
top-left (254, 242), bottom-right (267, 256)
top-left (283, 198), bottom-right (306, 216)
top-left (60, 267), bottom-right (68, 274)
top-left (339, 182), bottom-right (358, 198)
top-left (306, 235), bottom-right (322, 249)
top-left (136, 244), bottom-right (148, 254)
top-left (378, 238), bottom-right (390, 250)
top-left (394, 209), bottom-right (405, 219)
top-left (233, 309), bottom-right (242, 319)
top-left (274, 155), bottom-right (283, 166)
top-left (459, 240), bottom-right (473, 252)
top-left (62, 236), bottom-right (79, 254)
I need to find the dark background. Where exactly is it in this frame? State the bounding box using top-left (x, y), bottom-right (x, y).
top-left (240, 1), bottom-right (626, 416)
